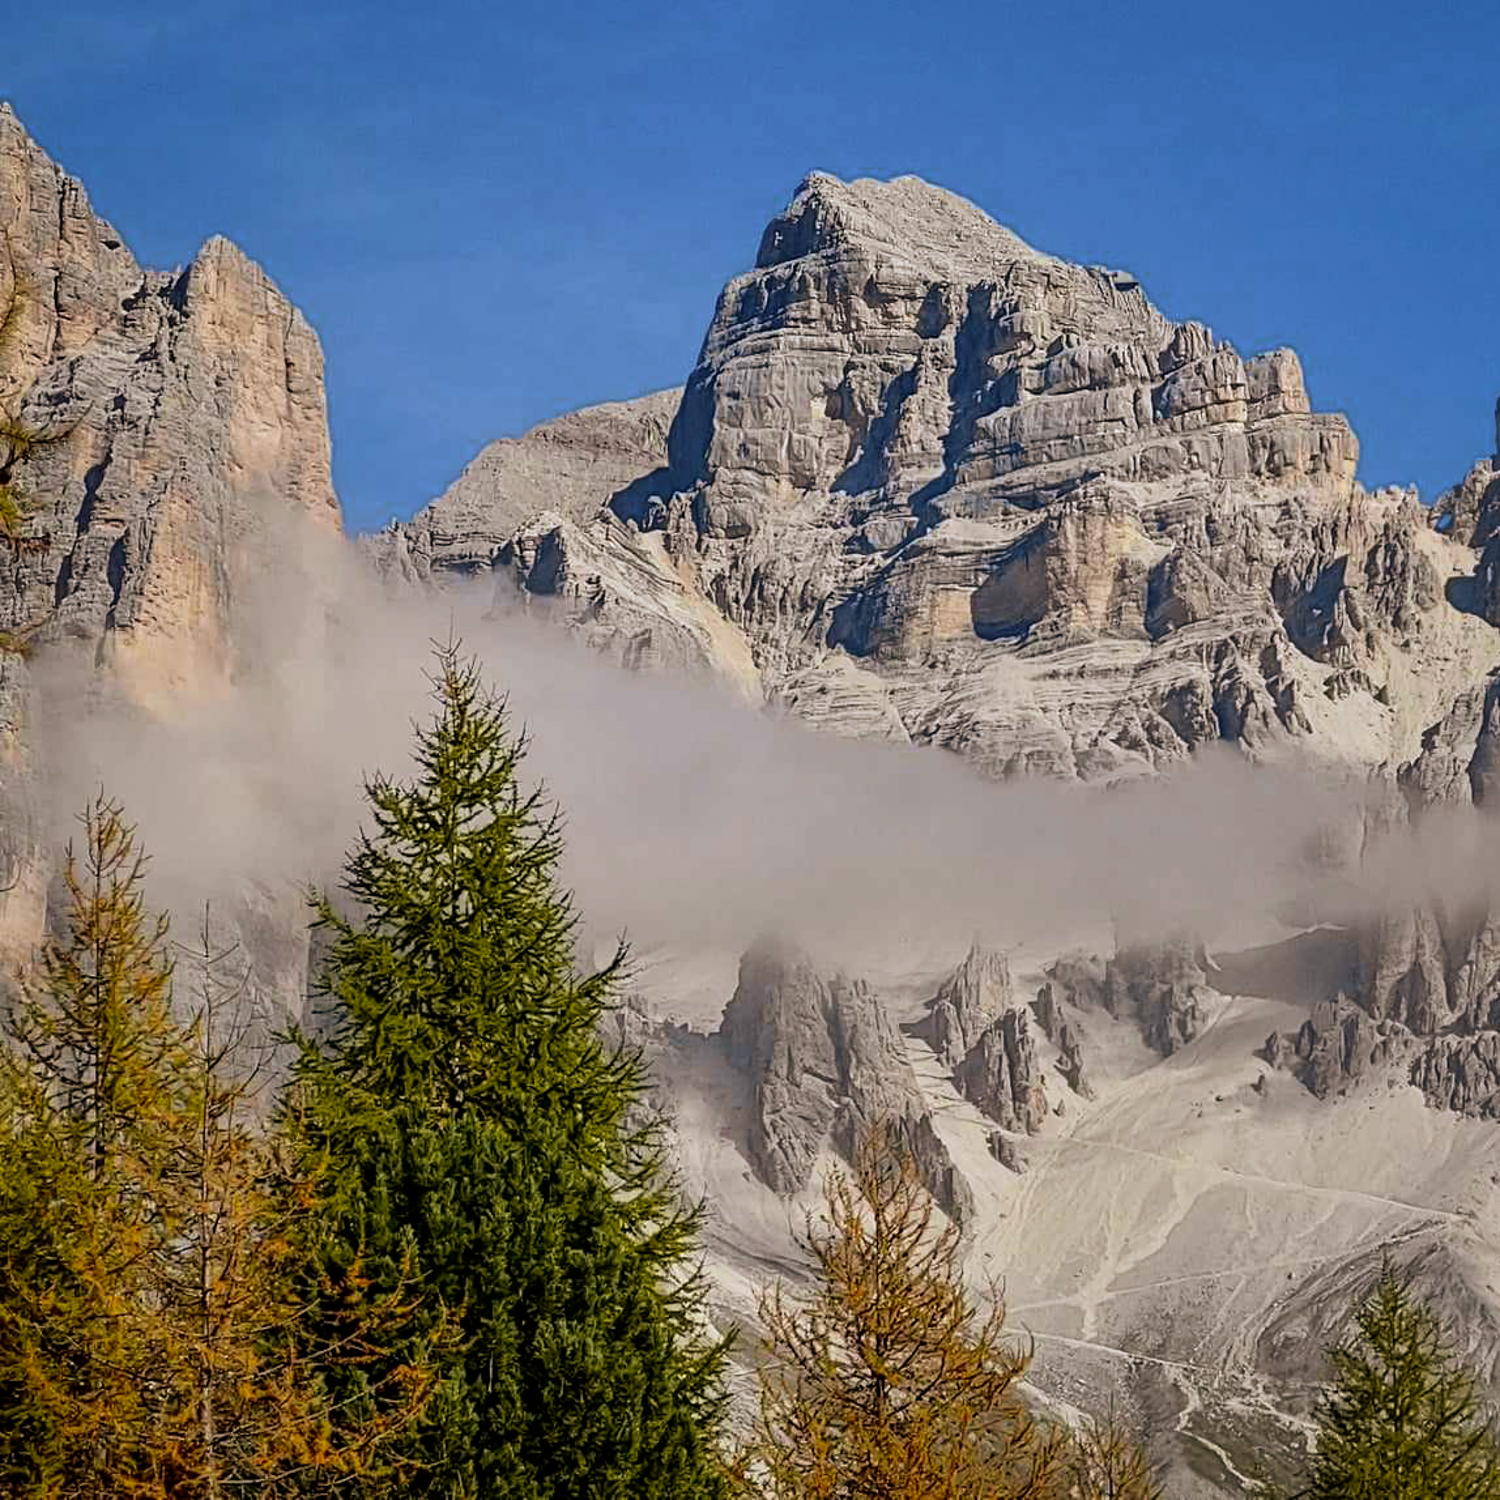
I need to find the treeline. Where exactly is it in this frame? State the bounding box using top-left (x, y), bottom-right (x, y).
top-left (1, 647), bottom-right (1498, 1497)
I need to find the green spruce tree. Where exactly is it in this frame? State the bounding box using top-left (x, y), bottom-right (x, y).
top-left (290, 644), bottom-right (729, 1497)
top-left (1306, 1261), bottom-right (1500, 1500)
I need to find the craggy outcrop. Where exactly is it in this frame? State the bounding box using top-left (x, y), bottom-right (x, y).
top-left (1263, 996), bottom-right (1404, 1100)
top-left (1032, 980), bottom-right (1094, 1098)
top-left (910, 941), bottom-right (1012, 1067)
top-left (1411, 1033), bottom-right (1500, 1119)
top-left (366, 390), bottom-right (680, 581)
top-left (1040, 940), bottom-right (1216, 1059)
top-left (0, 104), bottom-right (339, 695)
top-left (1346, 668), bottom-right (1500, 1114)
top-left (717, 938), bottom-right (972, 1221)
top-left (953, 1006), bottom-right (1048, 1135)
top-left (1105, 940), bottom-right (1218, 1056)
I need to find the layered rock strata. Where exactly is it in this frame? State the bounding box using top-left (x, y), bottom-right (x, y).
top-left (379, 169), bottom-right (1492, 797)
top-left (0, 104), bottom-right (341, 991)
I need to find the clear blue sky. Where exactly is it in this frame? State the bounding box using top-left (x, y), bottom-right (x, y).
top-left (8, 0), bottom-right (1499, 534)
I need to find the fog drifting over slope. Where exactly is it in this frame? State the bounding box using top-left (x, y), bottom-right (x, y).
top-left (30, 514), bottom-right (1481, 984)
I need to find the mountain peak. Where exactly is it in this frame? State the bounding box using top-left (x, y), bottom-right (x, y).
top-left (756, 169), bottom-right (1049, 275)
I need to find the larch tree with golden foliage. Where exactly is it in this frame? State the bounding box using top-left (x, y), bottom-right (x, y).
top-left (0, 796), bottom-right (183, 1497)
top-left (1060, 1410), bottom-right (1160, 1500)
top-left (0, 796), bottom-right (442, 1499)
top-left (745, 1122), bottom-right (1061, 1500)
top-left (142, 913), bottom-right (444, 1499)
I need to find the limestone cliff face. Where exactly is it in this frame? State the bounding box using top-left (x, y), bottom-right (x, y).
top-left (388, 169), bottom-right (1490, 785)
top-left (718, 938), bottom-right (973, 1223)
top-left (0, 102), bottom-right (339, 702)
top-left (0, 103), bottom-right (340, 968)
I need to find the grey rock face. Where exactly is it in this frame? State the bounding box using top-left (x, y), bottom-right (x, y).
top-left (496, 509), bottom-right (760, 689)
top-left (1032, 981), bottom-right (1094, 1098)
top-left (0, 105), bottom-right (339, 690)
top-left (987, 1132), bottom-right (1027, 1173)
top-left (1105, 940), bottom-right (1217, 1056)
top-left (1411, 1033), bottom-right (1500, 1118)
top-left (717, 938), bottom-right (972, 1221)
top-left (953, 1006), bottom-right (1048, 1134)
top-left (0, 106), bottom-right (340, 992)
top-left (390, 168), bottom-right (1475, 777)
top-left (1347, 673), bottom-right (1500, 1086)
top-left (366, 390), bottom-right (679, 581)
top-left (1264, 996), bottom-right (1403, 1100)
top-left (1044, 953), bottom-right (1109, 1010)
top-left (680, 175), bottom-right (1352, 519)
top-left (911, 941), bottom-right (1012, 1067)
top-left (1041, 942), bottom-right (1215, 1058)
top-left (1430, 399), bottom-right (1500, 545)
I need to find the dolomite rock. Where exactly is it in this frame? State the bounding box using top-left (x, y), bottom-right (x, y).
top-left (1350, 673), bottom-right (1500, 1054)
top-left (1264, 996), bottom-right (1403, 1099)
top-left (1430, 398), bottom-right (1500, 545)
top-left (911, 942), bottom-right (1012, 1066)
top-left (1043, 952), bottom-right (1109, 1011)
top-left (495, 509), bottom-right (760, 692)
top-left (1032, 980), bottom-right (1094, 1098)
top-left (0, 104), bottom-right (339, 699)
top-left (366, 390), bottom-right (680, 581)
top-left (0, 105), bottom-right (341, 992)
top-left (1475, 533), bottom-right (1500, 629)
top-left (1105, 940), bottom-right (1218, 1056)
top-left (1411, 1033), bottom-right (1500, 1118)
top-left (385, 168), bottom-right (1484, 779)
top-left (1043, 941), bottom-right (1216, 1057)
top-left (988, 1132), bottom-right (1027, 1173)
top-left (953, 1007), bottom-right (1048, 1135)
top-left (717, 939), bottom-right (972, 1222)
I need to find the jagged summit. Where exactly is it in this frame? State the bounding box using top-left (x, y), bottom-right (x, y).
top-left (755, 170), bottom-right (1050, 277)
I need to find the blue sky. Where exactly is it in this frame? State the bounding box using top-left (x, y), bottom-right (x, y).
top-left (8, 0), bottom-right (1499, 533)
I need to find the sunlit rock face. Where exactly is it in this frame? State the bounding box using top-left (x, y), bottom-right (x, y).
top-left (0, 104), bottom-right (339, 697)
top-left (0, 104), bottom-right (340, 979)
top-left (384, 168), bottom-right (1491, 794)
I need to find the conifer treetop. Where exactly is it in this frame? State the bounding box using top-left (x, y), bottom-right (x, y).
top-left (1308, 1261), bottom-right (1500, 1500)
top-left (306, 645), bottom-right (629, 1130)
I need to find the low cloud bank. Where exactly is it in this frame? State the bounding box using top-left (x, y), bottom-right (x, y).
top-left (30, 517), bottom-right (1490, 990)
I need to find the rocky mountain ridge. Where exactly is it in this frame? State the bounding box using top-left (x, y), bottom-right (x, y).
top-left (369, 164), bottom-right (1500, 1126)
